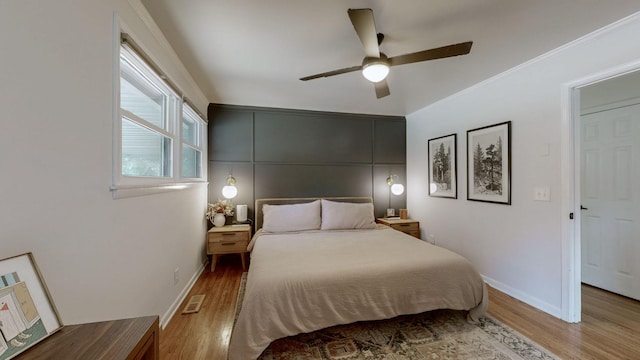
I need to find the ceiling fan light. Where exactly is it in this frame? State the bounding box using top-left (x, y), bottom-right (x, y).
top-left (362, 58), bottom-right (389, 83)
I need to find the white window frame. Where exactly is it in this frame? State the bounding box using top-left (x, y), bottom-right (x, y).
top-left (180, 103), bottom-right (206, 181)
top-left (111, 28), bottom-right (207, 199)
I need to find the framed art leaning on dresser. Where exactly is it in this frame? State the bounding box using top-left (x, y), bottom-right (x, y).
top-left (0, 253), bottom-right (63, 360)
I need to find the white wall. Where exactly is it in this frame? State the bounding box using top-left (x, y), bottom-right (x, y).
top-left (0, 0), bottom-right (209, 326)
top-left (407, 12), bottom-right (640, 317)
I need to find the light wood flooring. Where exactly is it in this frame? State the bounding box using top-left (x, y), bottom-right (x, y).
top-left (160, 255), bottom-right (640, 359)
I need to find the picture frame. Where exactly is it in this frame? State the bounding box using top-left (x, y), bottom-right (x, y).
top-left (467, 121), bottom-right (511, 204)
top-left (0, 253), bottom-right (62, 360)
top-left (427, 133), bottom-right (457, 198)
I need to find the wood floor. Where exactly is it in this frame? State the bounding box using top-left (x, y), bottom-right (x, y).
top-left (489, 283), bottom-right (640, 359)
top-left (160, 255), bottom-right (640, 359)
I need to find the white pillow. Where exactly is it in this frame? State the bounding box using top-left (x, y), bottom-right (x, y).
top-left (321, 199), bottom-right (376, 230)
top-left (262, 200), bottom-right (321, 232)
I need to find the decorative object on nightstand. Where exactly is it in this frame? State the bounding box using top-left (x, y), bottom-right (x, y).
top-left (212, 213), bottom-right (225, 227)
top-left (206, 199), bottom-right (235, 227)
top-left (376, 218), bottom-right (420, 239)
top-left (236, 204), bottom-right (248, 223)
top-left (207, 224), bottom-right (251, 272)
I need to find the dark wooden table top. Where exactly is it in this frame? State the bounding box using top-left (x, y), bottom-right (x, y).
top-left (18, 315), bottom-right (159, 360)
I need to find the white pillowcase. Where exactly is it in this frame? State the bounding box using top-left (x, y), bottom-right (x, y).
top-left (262, 200), bottom-right (321, 233)
top-left (320, 199), bottom-right (376, 230)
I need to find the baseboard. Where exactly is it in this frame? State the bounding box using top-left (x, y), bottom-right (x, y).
top-left (482, 274), bottom-right (562, 319)
top-left (160, 261), bottom-right (206, 329)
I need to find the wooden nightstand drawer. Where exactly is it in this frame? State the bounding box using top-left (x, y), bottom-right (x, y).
top-left (389, 222), bottom-right (419, 233)
top-left (208, 239), bottom-right (248, 253)
top-left (208, 231), bottom-right (247, 243)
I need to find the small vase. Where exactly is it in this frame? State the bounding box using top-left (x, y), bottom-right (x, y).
top-left (213, 213), bottom-right (226, 227)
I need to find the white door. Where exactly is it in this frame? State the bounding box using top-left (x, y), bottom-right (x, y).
top-left (581, 103), bottom-right (640, 300)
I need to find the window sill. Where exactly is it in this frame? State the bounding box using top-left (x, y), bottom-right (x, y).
top-left (110, 182), bottom-right (207, 199)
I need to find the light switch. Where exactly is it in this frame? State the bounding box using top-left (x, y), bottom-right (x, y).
top-left (534, 186), bottom-right (550, 201)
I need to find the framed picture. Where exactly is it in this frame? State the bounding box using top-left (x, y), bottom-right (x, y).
top-left (428, 133), bottom-right (457, 198)
top-left (467, 121), bottom-right (511, 204)
top-left (0, 253), bottom-right (62, 360)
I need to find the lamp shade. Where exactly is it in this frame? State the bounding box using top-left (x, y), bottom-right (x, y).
top-left (391, 183), bottom-right (404, 195)
top-left (222, 174), bottom-right (237, 199)
top-left (222, 185), bottom-right (237, 199)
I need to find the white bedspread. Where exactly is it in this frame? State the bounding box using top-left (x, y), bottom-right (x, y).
top-left (228, 226), bottom-right (487, 360)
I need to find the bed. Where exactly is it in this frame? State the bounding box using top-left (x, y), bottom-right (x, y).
top-left (228, 197), bottom-right (487, 360)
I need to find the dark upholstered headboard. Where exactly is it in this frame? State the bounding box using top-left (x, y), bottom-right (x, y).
top-left (254, 197), bottom-right (373, 231)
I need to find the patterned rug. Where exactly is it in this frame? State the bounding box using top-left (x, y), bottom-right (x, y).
top-left (234, 273), bottom-right (559, 360)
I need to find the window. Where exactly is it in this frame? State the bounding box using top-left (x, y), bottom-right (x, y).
top-left (114, 39), bottom-right (206, 197)
top-left (181, 104), bottom-right (205, 179)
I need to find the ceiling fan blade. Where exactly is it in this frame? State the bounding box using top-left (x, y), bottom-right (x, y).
top-left (299, 65), bottom-right (362, 81)
top-left (374, 79), bottom-right (390, 99)
top-left (348, 8), bottom-right (380, 58)
top-left (389, 41), bottom-right (473, 67)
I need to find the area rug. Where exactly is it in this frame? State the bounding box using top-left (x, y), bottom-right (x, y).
top-left (233, 272), bottom-right (247, 323)
top-left (234, 273), bottom-right (559, 360)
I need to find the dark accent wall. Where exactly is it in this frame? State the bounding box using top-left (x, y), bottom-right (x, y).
top-left (208, 104), bottom-right (406, 222)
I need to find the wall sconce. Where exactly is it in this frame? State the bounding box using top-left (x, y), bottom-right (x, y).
top-left (221, 175), bottom-right (237, 199)
top-left (386, 175), bottom-right (404, 196)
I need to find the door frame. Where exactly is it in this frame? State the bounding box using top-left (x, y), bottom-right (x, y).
top-left (561, 59), bottom-right (640, 323)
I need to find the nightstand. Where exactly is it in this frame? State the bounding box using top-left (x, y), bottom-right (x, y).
top-left (207, 224), bottom-right (251, 272)
top-left (376, 218), bottom-right (421, 239)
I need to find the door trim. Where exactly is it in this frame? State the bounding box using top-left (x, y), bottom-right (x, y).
top-left (561, 59), bottom-right (640, 323)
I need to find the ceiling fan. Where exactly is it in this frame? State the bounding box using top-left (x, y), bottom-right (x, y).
top-left (300, 8), bottom-right (473, 99)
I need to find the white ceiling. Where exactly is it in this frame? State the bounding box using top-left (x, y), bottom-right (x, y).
top-left (141, 0), bottom-right (640, 116)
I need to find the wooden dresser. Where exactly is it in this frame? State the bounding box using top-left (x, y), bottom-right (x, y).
top-left (20, 316), bottom-right (159, 359)
top-left (376, 218), bottom-right (421, 239)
